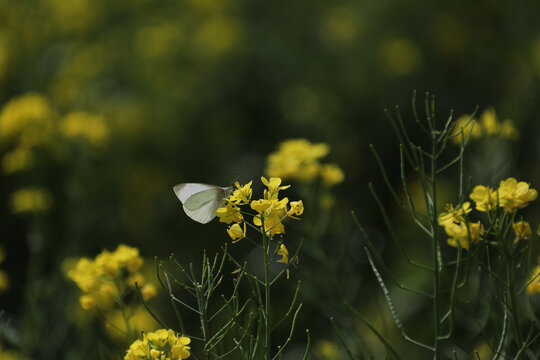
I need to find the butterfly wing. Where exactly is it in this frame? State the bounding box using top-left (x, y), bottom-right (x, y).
top-left (173, 183), bottom-right (232, 224)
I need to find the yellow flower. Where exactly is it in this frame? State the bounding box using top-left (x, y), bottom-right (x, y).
top-left (126, 329), bottom-right (191, 360)
top-left (141, 283), bottom-right (157, 300)
top-left (10, 187), bottom-right (53, 214)
top-left (68, 257), bottom-right (100, 292)
top-left (216, 201), bottom-right (243, 224)
top-left (513, 221), bottom-right (532, 243)
top-left (125, 339), bottom-right (150, 360)
top-left (320, 163), bottom-right (345, 186)
top-left (277, 244), bottom-right (289, 264)
top-left (444, 221), bottom-right (483, 250)
top-left (0, 93), bottom-right (54, 143)
top-left (170, 336), bottom-right (191, 359)
top-left (2, 147), bottom-right (34, 174)
top-left (451, 115), bottom-right (481, 144)
top-left (438, 202), bottom-right (472, 226)
top-left (0, 270), bottom-right (9, 293)
top-left (287, 200), bottom-right (304, 217)
top-left (229, 181), bottom-right (252, 204)
top-left (79, 294), bottom-right (95, 310)
top-left (500, 119), bottom-right (519, 140)
top-left (261, 176), bottom-right (290, 200)
top-left (252, 198), bottom-right (289, 237)
top-left (227, 222), bottom-right (246, 243)
top-left (497, 178), bottom-right (537, 213)
top-left (480, 107), bottom-right (500, 135)
top-left (526, 265), bottom-right (540, 295)
top-left (60, 111), bottom-right (109, 147)
top-left (146, 329), bottom-right (170, 347)
top-left (265, 139), bottom-right (329, 182)
top-left (469, 185), bottom-right (498, 212)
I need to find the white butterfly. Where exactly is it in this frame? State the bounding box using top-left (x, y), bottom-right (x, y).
top-left (173, 183), bottom-right (233, 224)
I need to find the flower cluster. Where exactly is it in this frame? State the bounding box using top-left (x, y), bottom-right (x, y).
top-left (125, 329), bottom-right (191, 360)
top-left (68, 244), bottom-right (156, 310)
top-left (470, 177), bottom-right (537, 214)
top-left (217, 177), bottom-right (304, 240)
top-left (217, 177), bottom-right (303, 265)
top-left (439, 177), bottom-right (537, 250)
top-left (265, 139), bottom-right (344, 186)
top-left (451, 107), bottom-right (518, 144)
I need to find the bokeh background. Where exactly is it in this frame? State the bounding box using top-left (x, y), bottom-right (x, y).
top-left (1, 0), bottom-right (540, 358)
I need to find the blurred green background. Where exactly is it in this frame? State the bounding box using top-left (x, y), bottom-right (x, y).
top-left (1, 0), bottom-right (540, 358)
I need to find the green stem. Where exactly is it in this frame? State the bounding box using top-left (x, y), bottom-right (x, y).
top-left (505, 254), bottom-right (524, 350)
top-left (431, 134), bottom-right (441, 360)
top-left (262, 227), bottom-right (271, 360)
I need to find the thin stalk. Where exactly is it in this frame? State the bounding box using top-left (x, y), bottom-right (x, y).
top-left (262, 224), bottom-right (271, 360)
top-left (431, 133), bottom-right (441, 359)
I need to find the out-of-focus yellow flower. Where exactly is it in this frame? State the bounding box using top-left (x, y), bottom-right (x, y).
top-left (438, 202), bottom-right (472, 226)
top-left (266, 139), bottom-right (329, 182)
top-left (0, 93), bottom-right (54, 145)
top-left (125, 329), bottom-right (191, 360)
top-left (473, 343), bottom-right (492, 360)
top-left (444, 221), bottom-right (483, 250)
top-left (451, 108), bottom-right (519, 145)
top-left (314, 340), bottom-right (340, 360)
top-left (45, 0), bottom-right (100, 35)
top-left (497, 178), bottom-right (537, 213)
top-left (0, 270), bottom-right (9, 293)
top-left (527, 265), bottom-right (540, 295)
top-left (319, 6), bottom-right (360, 50)
top-left (227, 222), bottom-right (246, 243)
top-left (469, 185), bottom-right (498, 212)
top-left (277, 244), bottom-right (289, 264)
top-left (229, 181), bottom-right (252, 204)
top-left (451, 115), bottom-right (481, 144)
top-left (68, 244), bottom-right (154, 310)
top-left (2, 147), bottom-right (34, 173)
top-left (10, 187), bottom-right (53, 214)
top-left (141, 283), bottom-right (157, 301)
top-left (106, 307), bottom-right (160, 343)
top-left (192, 17), bottom-right (242, 60)
top-left (135, 23), bottom-right (184, 59)
top-left (216, 201), bottom-right (243, 224)
top-left (0, 344), bottom-right (31, 360)
top-left (500, 119), bottom-right (519, 140)
top-left (513, 221), bottom-right (532, 243)
top-left (79, 294), bottom-right (95, 310)
top-left (480, 107), bottom-right (499, 135)
top-left (60, 111), bottom-right (109, 147)
top-left (320, 164), bottom-right (345, 186)
top-left (377, 37), bottom-right (422, 76)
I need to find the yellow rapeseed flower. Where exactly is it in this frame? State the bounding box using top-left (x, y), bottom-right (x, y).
top-left (266, 139), bottom-right (329, 182)
top-left (438, 202), bottom-right (472, 226)
top-left (2, 147), bottom-right (34, 173)
top-left (513, 221), bottom-right (532, 243)
top-left (480, 107), bottom-right (499, 135)
top-left (320, 163), bottom-right (345, 186)
top-left (261, 176), bottom-right (290, 200)
top-left (60, 111), bottom-right (109, 147)
top-left (125, 329), bottom-right (191, 360)
top-left (444, 221), bottom-right (484, 250)
top-left (216, 201), bottom-right (243, 224)
top-left (277, 244), bottom-right (289, 264)
top-left (469, 185), bottom-right (498, 212)
top-left (451, 115), bottom-right (481, 144)
top-left (0, 93), bottom-right (54, 143)
top-left (228, 181), bottom-right (252, 204)
top-left (287, 200), bottom-right (304, 217)
top-left (497, 177), bottom-right (537, 213)
top-left (227, 222), bottom-right (246, 243)
top-left (10, 187), bottom-right (53, 214)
